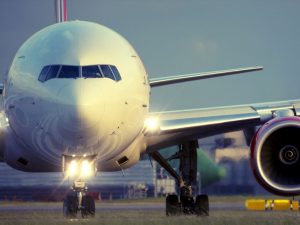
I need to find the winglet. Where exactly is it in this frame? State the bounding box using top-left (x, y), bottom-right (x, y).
top-left (55, 0), bottom-right (67, 23)
top-left (149, 66), bottom-right (263, 88)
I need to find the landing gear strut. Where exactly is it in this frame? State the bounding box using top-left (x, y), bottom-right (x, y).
top-left (63, 180), bottom-right (95, 218)
top-left (151, 140), bottom-right (209, 216)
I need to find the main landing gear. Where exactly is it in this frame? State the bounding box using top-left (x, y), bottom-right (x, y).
top-left (166, 190), bottom-right (209, 216)
top-left (63, 180), bottom-right (95, 218)
top-left (151, 140), bottom-right (209, 216)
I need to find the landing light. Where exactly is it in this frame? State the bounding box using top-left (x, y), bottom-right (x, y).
top-left (67, 160), bottom-right (78, 177)
top-left (66, 159), bottom-right (95, 178)
top-left (81, 160), bottom-right (93, 177)
top-left (144, 117), bottom-right (160, 132)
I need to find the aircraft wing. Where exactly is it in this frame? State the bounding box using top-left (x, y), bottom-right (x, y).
top-left (145, 99), bottom-right (300, 152)
top-left (149, 66), bottom-right (262, 87)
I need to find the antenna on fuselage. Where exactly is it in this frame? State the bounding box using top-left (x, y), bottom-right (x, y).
top-left (55, 0), bottom-right (68, 23)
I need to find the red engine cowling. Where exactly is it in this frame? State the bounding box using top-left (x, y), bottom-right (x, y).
top-left (250, 116), bottom-right (300, 196)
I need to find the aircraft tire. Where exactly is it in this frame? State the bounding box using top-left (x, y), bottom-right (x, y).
top-left (195, 194), bottom-right (209, 216)
top-left (81, 195), bottom-right (95, 218)
top-left (166, 194), bottom-right (180, 216)
top-left (63, 195), bottom-right (78, 218)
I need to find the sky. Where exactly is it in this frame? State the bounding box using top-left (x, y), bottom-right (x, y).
top-left (1, 0), bottom-right (300, 111)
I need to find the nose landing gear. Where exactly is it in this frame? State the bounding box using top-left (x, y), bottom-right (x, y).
top-left (63, 180), bottom-right (95, 218)
top-left (62, 155), bottom-right (97, 219)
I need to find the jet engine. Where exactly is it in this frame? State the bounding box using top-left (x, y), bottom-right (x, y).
top-left (250, 116), bottom-right (300, 196)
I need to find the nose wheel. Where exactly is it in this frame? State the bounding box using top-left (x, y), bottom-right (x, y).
top-left (81, 195), bottom-right (95, 218)
top-left (63, 180), bottom-right (95, 218)
top-left (63, 195), bottom-right (78, 218)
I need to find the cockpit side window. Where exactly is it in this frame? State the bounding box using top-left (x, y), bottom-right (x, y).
top-left (58, 66), bottom-right (79, 78)
top-left (82, 65), bottom-right (102, 78)
top-left (110, 65), bottom-right (122, 81)
top-left (45, 65), bottom-right (60, 81)
top-left (38, 66), bottom-right (51, 82)
top-left (100, 65), bottom-right (115, 80)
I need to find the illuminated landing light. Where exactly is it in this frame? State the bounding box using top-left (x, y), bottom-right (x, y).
top-left (144, 117), bottom-right (160, 133)
top-left (65, 159), bottom-right (95, 178)
top-left (81, 160), bottom-right (93, 177)
top-left (0, 114), bottom-right (9, 128)
top-left (67, 160), bottom-right (78, 177)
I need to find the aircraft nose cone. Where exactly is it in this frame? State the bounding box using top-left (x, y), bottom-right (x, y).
top-left (56, 80), bottom-right (106, 130)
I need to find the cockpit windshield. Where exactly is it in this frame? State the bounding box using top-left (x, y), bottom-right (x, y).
top-left (82, 65), bottom-right (102, 78)
top-left (38, 64), bottom-right (122, 83)
top-left (58, 66), bottom-right (79, 79)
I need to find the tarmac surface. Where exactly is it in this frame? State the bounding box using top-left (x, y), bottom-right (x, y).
top-left (0, 201), bottom-right (244, 212)
top-left (1, 199), bottom-right (300, 225)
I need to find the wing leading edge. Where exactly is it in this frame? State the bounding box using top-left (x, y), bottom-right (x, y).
top-left (145, 100), bottom-right (300, 152)
top-left (149, 66), bottom-right (262, 88)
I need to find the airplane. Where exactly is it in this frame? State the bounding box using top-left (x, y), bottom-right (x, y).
top-left (1, 0), bottom-right (300, 217)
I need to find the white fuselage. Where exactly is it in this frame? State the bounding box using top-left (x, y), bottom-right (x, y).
top-left (4, 21), bottom-right (150, 172)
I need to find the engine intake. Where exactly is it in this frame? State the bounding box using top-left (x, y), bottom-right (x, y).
top-left (250, 117), bottom-right (300, 196)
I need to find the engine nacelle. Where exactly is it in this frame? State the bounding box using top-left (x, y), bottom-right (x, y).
top-left (250, 116), bottom-right (300, 196)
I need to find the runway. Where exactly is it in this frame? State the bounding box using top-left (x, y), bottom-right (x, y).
top-left (0, 199), bottom-right (299, 225)
top-left (0, 201), bottom-right (244, 212)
